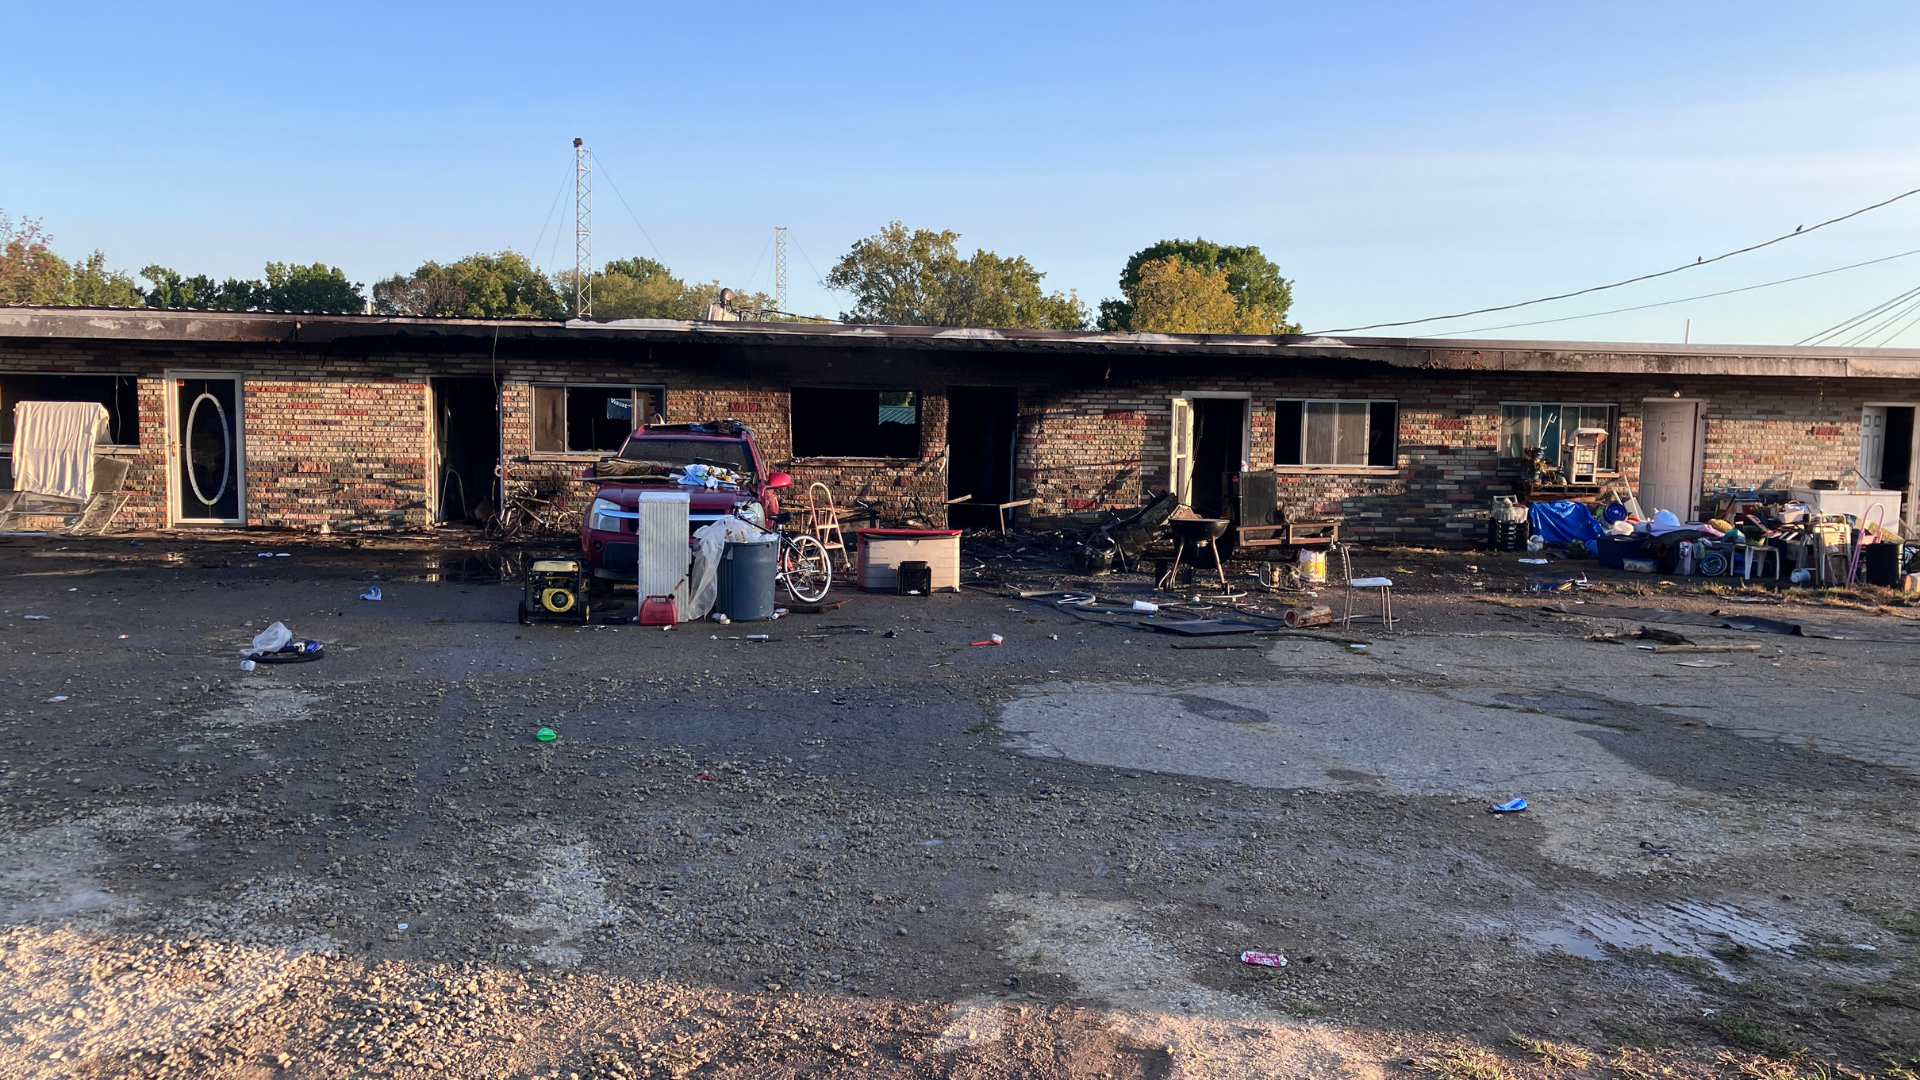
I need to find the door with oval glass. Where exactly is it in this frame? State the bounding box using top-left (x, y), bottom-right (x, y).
top-left (173, 376), bottom-right (244, 522)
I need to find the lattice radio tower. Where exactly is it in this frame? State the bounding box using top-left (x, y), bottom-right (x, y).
top-left (573, 137), bottom-right (592, 319)
top-left (773, 226), bottom-right (788, 314)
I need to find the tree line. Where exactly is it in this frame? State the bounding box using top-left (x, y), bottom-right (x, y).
top-left (1, 209), bottom-right (1296, 334)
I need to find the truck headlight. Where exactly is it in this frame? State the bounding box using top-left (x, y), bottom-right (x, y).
top-left (736, 500), bottom-right (766, 527)
top-left (589, 497), bottom-right (625, 532)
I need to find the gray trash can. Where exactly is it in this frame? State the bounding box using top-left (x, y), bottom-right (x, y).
top-left (715, 539), bottom-right (778, 621)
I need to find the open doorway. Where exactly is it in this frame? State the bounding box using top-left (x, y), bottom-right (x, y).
top-left (1187, 396), bottom-right (1246, 520)
top-left (1862, 404), bottom-right (1917, 533)
top-left (431, 377), bottom-right (500, 524)
top-left (946, 387), bottom-right (1017, 527)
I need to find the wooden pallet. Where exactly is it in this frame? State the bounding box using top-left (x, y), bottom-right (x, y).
top-left (1237, 521), bottom-right (1339, 548)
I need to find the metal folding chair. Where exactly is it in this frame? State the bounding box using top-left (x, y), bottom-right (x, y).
top-left (1336, 542), bottom-right (1395, 630)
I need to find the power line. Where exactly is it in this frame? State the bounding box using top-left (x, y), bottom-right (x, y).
top-left (1431, 246), bottom-right (1920, 337)
top-left (1306, 183), bottom-right (1920, 335)
top-left (1797, 282), bottom-right (1920, 345)
top-left (592, 154), bottom-right (667, 266)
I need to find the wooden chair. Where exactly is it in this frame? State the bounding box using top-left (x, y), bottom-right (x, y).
top-left (806, 482), bottom-right (850, 569)
top-left (1335, 542), bottom-right (1396, 630)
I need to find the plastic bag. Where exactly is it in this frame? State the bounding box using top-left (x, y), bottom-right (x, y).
top-left (243, 621), bottom-right (292, 657)
top-left (1529, 500), bottom-right (1601, 545)
top-left (684, 516), bottom-right (771, 620)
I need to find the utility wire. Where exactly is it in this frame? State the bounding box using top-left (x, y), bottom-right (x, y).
top-left (1842, 290), bottom-right (1920, 347)
top-left (593, 155), bottom-right (668, 266)
top-left (1798, 282), bottom-right (1920, 345)
top-left (528, 162), bottom-right (572, 271)
top-left (1432, 246), bottom-right (1920, 337)
top-left (1306, 183), bottom-right (1920, 335)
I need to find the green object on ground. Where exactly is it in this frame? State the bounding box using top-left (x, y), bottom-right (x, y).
top-left (536, 727), bottom-right (557, 742)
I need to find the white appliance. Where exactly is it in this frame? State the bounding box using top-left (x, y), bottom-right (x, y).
top-left (636, 490), bottom-right (692, 611)
top-left (1790, 487), bottom-right (1903, 530)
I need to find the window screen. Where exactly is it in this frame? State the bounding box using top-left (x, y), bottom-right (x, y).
top-left (1275, 400), bottom-right (1397, 467)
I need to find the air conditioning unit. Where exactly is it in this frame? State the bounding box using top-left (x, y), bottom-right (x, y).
top-left (637, 490), bottom-right (691, 613)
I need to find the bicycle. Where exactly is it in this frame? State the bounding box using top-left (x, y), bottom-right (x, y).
top-left (765, 511), bottom-right (833, 602)
top-left (483, 489), bottom-right (580, 543)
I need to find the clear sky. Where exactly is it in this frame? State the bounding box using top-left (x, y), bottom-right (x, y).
top-left (6, 1), bottom-right (1920, 345)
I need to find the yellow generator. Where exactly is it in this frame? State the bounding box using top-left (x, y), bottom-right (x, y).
top-left (519, 556), bottom-right (592, 625)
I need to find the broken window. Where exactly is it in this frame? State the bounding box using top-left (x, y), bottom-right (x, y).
top-left (791, 389), bottom-right (921, 458)
top-left (1500, 403), bottom-right (1615, 470)
top-left (1274, 399), bottom-right (1397, 467)
top-left (0, 374), bottom-right (139, 447)
top-left (530, 384), bottom-right (664, 454)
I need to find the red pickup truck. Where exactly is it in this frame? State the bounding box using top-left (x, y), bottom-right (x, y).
top-left (579, 421), bottom-right (791, 581)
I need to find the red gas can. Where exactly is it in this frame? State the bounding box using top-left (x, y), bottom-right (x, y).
top-left (638, 595), bottom-right (678, 626)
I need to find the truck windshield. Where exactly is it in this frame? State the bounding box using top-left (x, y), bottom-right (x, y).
top-left (619, 438), bottom-right (754, 475)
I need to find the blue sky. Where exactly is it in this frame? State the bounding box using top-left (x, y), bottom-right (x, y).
top-left (6, 1), bottom-right (1920, 344)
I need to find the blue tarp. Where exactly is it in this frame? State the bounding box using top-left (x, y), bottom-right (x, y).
top-left (1530, 500), bottom-right (1602, 544)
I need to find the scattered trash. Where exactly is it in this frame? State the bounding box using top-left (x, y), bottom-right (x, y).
top-left (1131, 600), bottom-right (1159, 613)
top-left (23, 615), bottom-right (49, 620)
top-left (1675, 660), bottom-right (1733, 668)
top-left (1488, 798), bottom-right (1528, 814)
top-left (695, 774), bottom-right (714, 781)
top-left (535, 728), bottom-right (557, 742)
top-left (240, 660), bottom-right (256, 672)
top-left (745, 633), bottom-right (771, 641)
top-left (1284, 604), bottom-right (1334, 628)
top-left (1633, 627), bottom-right (1692, 645)
top-left (396, 922), bottom-right (408, 931)
top-left (360, 585), bottom-right (382, 601)
top-left (244, 622), bottom-right (294, 657)
top-left (1639, 842), bottom-right (1675, 856)
top-left (1239, 951), bottom-right (1288, 968)
top-left (1517, 558), bottom-right (1549, 565)
top-left (713, 613), bottom-right (731, 624)
top-left (771, 608), bottom-right (788, 619)
top-left (1652, 644), bottom-right (1761, 654)
top-left (1716, 615), bottom-right (1803, 636)
top-left (44, 695), bottom-right (67, 703)
top-left (970, 634), bottom-right (1004, 646)
top-left (1349, 643), bottom-right (1368, 650)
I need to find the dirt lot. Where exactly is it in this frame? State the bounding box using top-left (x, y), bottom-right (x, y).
top-left (0, 534), bottom-right (1917, 1080)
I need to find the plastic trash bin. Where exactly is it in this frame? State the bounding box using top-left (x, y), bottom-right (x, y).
top-left (715, 539), bottom-right (778, 621)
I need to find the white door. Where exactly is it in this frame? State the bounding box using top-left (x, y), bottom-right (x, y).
top-left (1640, 401), bottom-right (1700, 520)
top-left (169, 374), bottom-right (247, 524)
top-left (1169, 396), bottom-right (1193, 507)
top-left (1859, 406), bottom-right (1888, 488)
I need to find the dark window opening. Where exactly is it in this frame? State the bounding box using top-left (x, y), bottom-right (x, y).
top-left (1274, 399), bottom-right (1397, 468)
top-left (1, 374), bottom-right (139, 446)
top-left (792, 389), bottom-right (920, 458)
top-left (1499, 403), bottom-right (1616, 470)
top-left (531, 385), bottom-right (663, 454)
top-left (432, 376), bottom-right (500, 523)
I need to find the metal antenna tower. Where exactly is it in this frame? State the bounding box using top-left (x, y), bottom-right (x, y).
top-left (773, 226), bottom-right (788, 315)
top-left (573, 137), bottom-right (592, 319)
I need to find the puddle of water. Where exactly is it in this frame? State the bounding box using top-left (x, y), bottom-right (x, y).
top-left (1524, 897), bottom-right (1802, 967)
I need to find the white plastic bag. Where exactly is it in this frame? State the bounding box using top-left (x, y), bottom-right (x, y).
top-left (684, 516), bottom-right (769, 621)
top-left (243, 621), bottom-right (291, 657)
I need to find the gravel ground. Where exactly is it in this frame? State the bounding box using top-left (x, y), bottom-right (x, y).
top-left (0, 534), bottom-right (1917, 1080)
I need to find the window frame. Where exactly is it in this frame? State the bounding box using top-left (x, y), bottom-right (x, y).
top-left (1498, 401), bottom-right (1618, 473)
top-left (790, 387), bottom-right (923, 460)
top-left (528, 383), bottom-right (665, 457)
top-left (1273, 398), bottom-right (1399, 471)
top-left (0, 373), bottom-right (142, 452)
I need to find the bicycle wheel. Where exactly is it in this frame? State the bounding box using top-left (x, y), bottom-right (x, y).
top-left (783, 534), bottom-right (832, 603)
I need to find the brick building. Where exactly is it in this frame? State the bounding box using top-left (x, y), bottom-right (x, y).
top-left (2, 307), bottom-right (1917, 540)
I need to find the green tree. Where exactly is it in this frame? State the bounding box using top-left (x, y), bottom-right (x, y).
top-left (66, 251), bottom-right (145, 308)
top-left (825, 221), bottom-right (1088, 329)
top-left (1100, 238), bottom-right (1296, 333)
top-left (373, 251), bottom-right (563, 318)
top-left (263, 262), bottom-right (364, 313)
top-left (1126, 256), bottom-right (1274, 334)
top-left (1, 213), bottom-right (75, 305)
